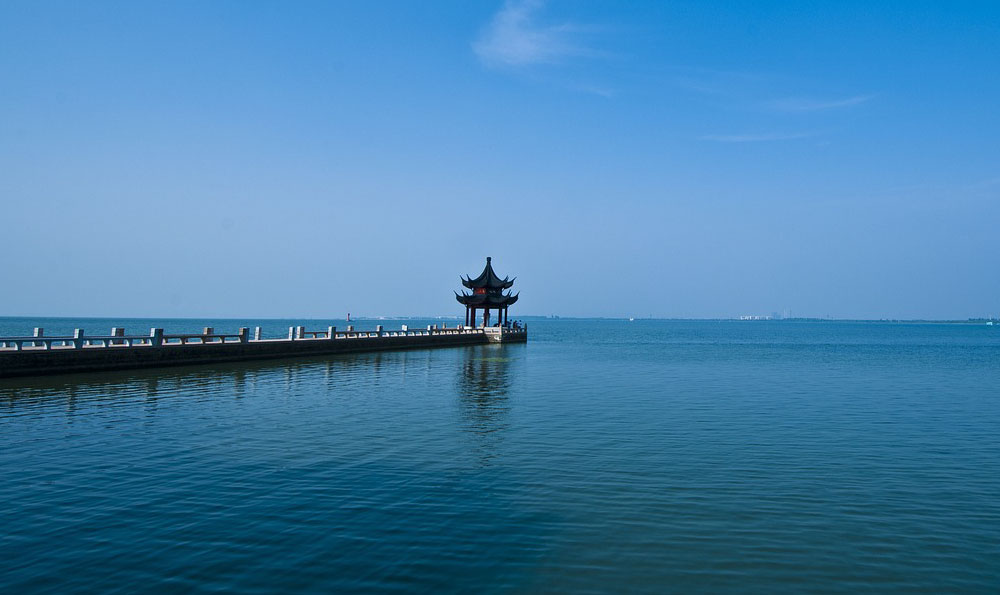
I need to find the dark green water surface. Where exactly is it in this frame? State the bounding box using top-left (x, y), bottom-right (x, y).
top-left (1, 319), bottom-right (998, 592)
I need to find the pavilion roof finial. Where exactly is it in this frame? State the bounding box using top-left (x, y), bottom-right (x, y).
top-left (459, 257), bottom-right (515, 291)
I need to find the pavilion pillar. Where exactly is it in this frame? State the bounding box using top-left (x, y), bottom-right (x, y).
top-left (471, 307), bottom-right (476, 327)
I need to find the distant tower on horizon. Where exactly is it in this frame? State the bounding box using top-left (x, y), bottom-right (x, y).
top-left (455, 257), bottom-right (519, 328)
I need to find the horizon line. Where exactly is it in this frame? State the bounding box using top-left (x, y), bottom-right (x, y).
top-left (0, 314), bottom-right (995, 324)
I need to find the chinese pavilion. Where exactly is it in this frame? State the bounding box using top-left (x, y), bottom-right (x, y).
top-left (455, 257), bottom-right (519, 327)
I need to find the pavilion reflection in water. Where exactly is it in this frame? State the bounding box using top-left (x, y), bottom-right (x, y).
top-left (455, 344), bottom-right (522, 465)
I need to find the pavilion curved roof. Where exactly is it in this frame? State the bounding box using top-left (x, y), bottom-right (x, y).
top-left (454, 291), bottom-right (519, 307)
top-left (461, 257), bottom-right (515, 290)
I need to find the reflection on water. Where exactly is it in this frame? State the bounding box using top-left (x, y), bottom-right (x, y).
top-left (456, 345), bottom-right (518, 466)
top-left (0, 352), bottom-right (393, 411)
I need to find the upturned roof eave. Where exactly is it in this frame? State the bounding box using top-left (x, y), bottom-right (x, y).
top-left (462, 257), bottom-right (514, 290)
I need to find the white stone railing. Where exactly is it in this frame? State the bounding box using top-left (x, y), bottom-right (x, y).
top-left (483, 325), bottom-right (527, 340)
top-left (0, 323), bottom-right (512, 352)
top-left (0, 327), bottom-right (249, 351)
top-left (285, 324), bottom-right (488, 340)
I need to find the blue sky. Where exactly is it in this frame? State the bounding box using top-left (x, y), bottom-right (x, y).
top-left (2, 0), bottom-right (998, 319)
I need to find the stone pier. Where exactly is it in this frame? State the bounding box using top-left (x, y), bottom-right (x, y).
top-left (0, 324), bottom-right (527, 378)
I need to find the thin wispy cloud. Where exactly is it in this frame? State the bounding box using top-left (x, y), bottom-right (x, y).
top-left (671, 68), bottom-right (774, 97)
top-left (569, 82), bottom-right (617, 98)
top-left (700, 132), bottom-right (812, 143)
top-left (768, 95), bottom-right (875, 112)
top-left (473, 0), bottom-right (594, 68)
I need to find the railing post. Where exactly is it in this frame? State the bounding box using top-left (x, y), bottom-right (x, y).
top-left (202, 327), bottom-right (214, 344)
top-left (73, 329), bottom-right (85, 349)
top-left (149, 328), bottom-right (163, 347)
top-left (110, 327), bottom-right (125, 346)
top-left (401, 324), bottom-right (408, 332)
top-left (33, 327), bottom-right (48, 350)
top-left (327, 326), bottom-right (336, 340)
top-left (375, 325), bottom-right (383, 336)
top-left (296, 326), bottom-right (305, 340)
top-left (288, 326), bottom-right (296, 340)
top-left (238, 327), bottom-right (249, 344)
top-left (254, 327), bottom-right (262, 341)
top-left (347, 325), bottom-right (354, 332)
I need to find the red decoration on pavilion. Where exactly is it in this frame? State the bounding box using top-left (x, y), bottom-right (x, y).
top-left (455, 257), bottom-right (519, 328)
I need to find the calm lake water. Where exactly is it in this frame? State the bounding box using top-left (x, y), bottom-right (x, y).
top-left (1, 318), bottom-right (998, 592)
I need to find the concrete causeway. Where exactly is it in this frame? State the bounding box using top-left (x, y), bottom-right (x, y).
top-left (0, 324), bottom-right (527, 378)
